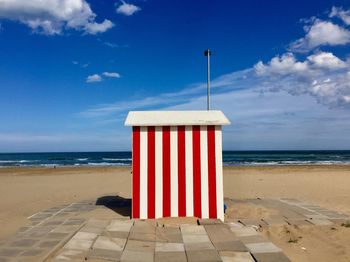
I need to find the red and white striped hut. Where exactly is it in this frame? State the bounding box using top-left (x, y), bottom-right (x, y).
top-left (125, 110), bottom-right (230, 221)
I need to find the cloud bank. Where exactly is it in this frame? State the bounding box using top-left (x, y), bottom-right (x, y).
top-left (290, 20), bottom-right (350, 52)
top-left (254, 52), bottom-right (350, 108)
top-left (0, 0), bottom-right (114, 35)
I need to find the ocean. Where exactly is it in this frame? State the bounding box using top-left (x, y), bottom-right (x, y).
top-left (1, 151), bottom-right (350, 167)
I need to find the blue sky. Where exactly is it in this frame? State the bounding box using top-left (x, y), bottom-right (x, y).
top-left (1, 0), bottom-right (350, 152)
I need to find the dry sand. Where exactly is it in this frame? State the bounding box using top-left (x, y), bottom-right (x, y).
top-left (0, 165), bottom-right (349, 261)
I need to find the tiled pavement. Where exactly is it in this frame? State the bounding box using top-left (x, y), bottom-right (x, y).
top-left (227, 198), bottom-right (350, 228)
top-left (0, 197), bottom-right (349, 262)
top-left (51, 219), bottom-right (288, 262)
top-left (0, 198), bottom-right (130, 262)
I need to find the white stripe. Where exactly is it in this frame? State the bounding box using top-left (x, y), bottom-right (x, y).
top-left (185, 126), bottom-right (193, 217)
top-left (155, 127), bottom-right (163, 218)
top-left (215, 126), bottom-right (224, 221)
top-left (200, 126), bottom-right (209, 219)
top-left (139, 126), bottom-right (148, 219)
top-left (170, 126), bottom-right (178, 217)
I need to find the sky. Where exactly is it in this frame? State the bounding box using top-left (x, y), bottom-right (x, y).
top-left (1, 0), bottom-right (350, 152)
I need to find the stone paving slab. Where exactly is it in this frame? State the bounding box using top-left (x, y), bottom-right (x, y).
top-left (129, 232), bottom-right (156, 242)
top-left (245, 242), bottom-right (282, 254)
top-left (155, 251), bottom-right (187, 262)
top-left (64, 238), bottom-right (95, 251)
top-left (305, 214), bottom-right (328, 219)
top-left (156, 242), bottom-right (185, 252)
top-left (284, 218), bottom-right (311, 226)
top-left (306, 218), bottom-right (333, 225)
top-left (252, 252), bottom-right (291, 262)
top-left (180, 225), bottom-right (207, 235)
top-left (0, 248), bottom-right (23, 257)
top-left (204, 224), bottom-right (238, 242)
top-left (204, 224), bottom-right (247, 252)
top-left (54, 248), bottom-right (88, 261)
top-left (219, 251), bottom-right (255, 262)
top-left (156, 227), bottom-right (183, 243)
top-left (124, 239), bottom-right (155, 252)
top-left (21, 249), bottom-right (46, 257)
top-left (186, 250), bottom-right (221, 262)
top-left (239, 235), bottom-right (269, 245)
top-left (330, 218), bottom-right (350, 225)
top-left (213, 240), bottom-right (248, 252)
top-left (184, 241), bottom-right (215, 251)
top-left (93, 236), bottom-right (126, 251)
top-left (9, 239), bottom-right (38, 248)
top-left (237, 219), bottom-right (263, 227)
top-left (229, 227), bottom-right (258, 237)
top-left (225, 222), bottom-right (244, 229)
top-left (88, 248), bottom-right (122, 261)
top-left (198, 219), bottom-right (223, 225)
top-left (121, 250), bottom-right (154, 262)
top-left (103, 230), bottom-right (130, 239)
top-left (182, 234), bottom-right (211, 244)
top-left (261, 218), bottom-right (287, 226)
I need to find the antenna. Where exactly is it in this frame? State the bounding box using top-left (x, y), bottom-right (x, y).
top-left (204, 49), bottom-right (211, 110)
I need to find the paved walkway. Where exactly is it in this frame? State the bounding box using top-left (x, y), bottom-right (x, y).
top-left (227, 198), bottom-right (350, 227)
top-left (50, 218), bottom-right (290, 262)
top-left (0, 197), bottom-right (348, 262)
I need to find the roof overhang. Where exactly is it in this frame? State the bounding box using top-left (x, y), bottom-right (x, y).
top-left (124, 110), bottom-right (231, 126)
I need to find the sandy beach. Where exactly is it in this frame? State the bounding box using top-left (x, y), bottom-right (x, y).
top-left (0, 165), bottom-right (349, 261)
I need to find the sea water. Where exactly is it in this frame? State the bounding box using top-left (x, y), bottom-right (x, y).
top-left (1, 151), bottom-right (350, 167)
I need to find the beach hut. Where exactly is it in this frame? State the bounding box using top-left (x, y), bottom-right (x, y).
top-left (125, 110), bottom-right (230, 221)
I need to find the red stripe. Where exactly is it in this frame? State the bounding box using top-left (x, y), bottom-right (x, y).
top-left (147, 126), bottom-right (155, 218)
top-left (192, 125), bottom-right (202, 218)
top-left (162, 126), bottom-right (171, 217)
top-left (132, 126), bottom-right (140, 219)
top-left (207, 125), bottom-right (217, 218)
top-left (177, 126), bottom-right (186, 217)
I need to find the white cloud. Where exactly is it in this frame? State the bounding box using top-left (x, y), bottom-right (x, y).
top-left (330, 6), bottom-right (350, 25)
top-left (86, 74), bottom-right (102, 83)
top-left (86, 72), bottom-right (121, 83)
top-left (102, 72), bottom-right (121, 78)
top-left (307, 52), bottom-right (346, 69)
top-left (116, 1), bottom-right (141, 16)
top-left (84, 19), bottom-right (114, 35)
top-left (255, 52), bottom-right (346, 76)
top-left (254, 52), bottom-right (350, 107)
top-left (290, 19), bottom-right (350, 52)
top-left (255, 53), bottom-right (308, 76)
top-left (0, 0), bottom-right (114, 35)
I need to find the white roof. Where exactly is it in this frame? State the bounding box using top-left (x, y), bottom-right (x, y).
top-left (125, 110), bottom-right (230, 126)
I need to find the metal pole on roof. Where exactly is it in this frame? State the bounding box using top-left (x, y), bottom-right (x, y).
top-left (204, 49), bottom-right (211, 110)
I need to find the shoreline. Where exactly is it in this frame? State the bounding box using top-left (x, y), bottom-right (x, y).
top-left (2, 163), bottom-right (350, 170)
